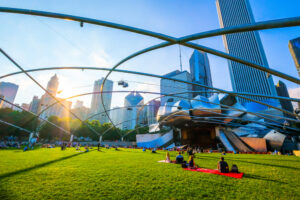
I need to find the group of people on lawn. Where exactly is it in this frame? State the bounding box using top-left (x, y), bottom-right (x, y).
top-left (165, 151), bottom-right (237, 173)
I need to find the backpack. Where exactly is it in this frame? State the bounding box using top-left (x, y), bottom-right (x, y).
top-left (231, 164), bottom-right (239, 173)
top-left (181, 163), bottom-right (187, 168)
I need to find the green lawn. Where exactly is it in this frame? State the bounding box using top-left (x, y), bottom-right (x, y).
top-left (0, 148), bottom-right (299, 200)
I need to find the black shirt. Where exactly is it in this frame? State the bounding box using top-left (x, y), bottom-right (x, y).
top-left (218, 160), bottom-right (229, 173)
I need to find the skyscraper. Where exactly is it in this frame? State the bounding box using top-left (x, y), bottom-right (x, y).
top-left (122, 91), bottom-right (144, 130)
top-left (74, 100), bottom-right (84, 109)
top-left (288, 37), bottom-right (300, 77)
top-left (275, 81), bottom-right (294, 118)
top-left (0, 82), bottom-right (19, 108)
top-left (147, 99), bottom-right (160, 125)
top-left (90, 78), bottom-right (113, 124)
top-left (39, 74), bottom-right (59, 118)
top-left (71, 100), bottom-right (89, 120)
top-left (189, 50), bottom-right (213, 98)
top-left (21, 103), bottom-right (30, 111)
top-left (38, 74), bottom-right (72, 119)
top-left (216, 0), bottom-right (278, 104)
top-left (109, 107), bottom-right (125, 129)
top-left (160, 70), bottom-right (192, 106)
top-left (46, 74), bottom-right (59, 95)
top-left (29, 96), bottom-right (40, 114)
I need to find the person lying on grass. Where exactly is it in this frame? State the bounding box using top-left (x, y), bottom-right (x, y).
top-left (218, 157), bottom-right (229, 173)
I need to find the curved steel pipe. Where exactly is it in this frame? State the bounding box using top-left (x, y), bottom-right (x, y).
top-left (0, 7), bottom-right (298, 83)
top-left (0, 7), bottom-right (177, 43)
top-left (0, 67), bottom-right (299, 103)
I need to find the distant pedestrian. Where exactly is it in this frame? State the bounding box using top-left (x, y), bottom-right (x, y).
top-left (23, 146), bottom-right (28, 152)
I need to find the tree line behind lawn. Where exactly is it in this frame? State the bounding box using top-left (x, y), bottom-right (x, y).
top-left (0, 108), bottom-right (149, 142)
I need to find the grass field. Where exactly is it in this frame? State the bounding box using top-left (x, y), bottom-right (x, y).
top-left (0, 148), bottom-right (299, 200)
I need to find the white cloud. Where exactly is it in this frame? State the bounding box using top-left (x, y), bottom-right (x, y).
top-left (135, 82), bottom-right (159, 94)
top-left (288, 87), bottom-right (300, 98)
top-left (288, 87), bottom-right (300, 109)
top-left (89, 51), bottom-right (110, 67)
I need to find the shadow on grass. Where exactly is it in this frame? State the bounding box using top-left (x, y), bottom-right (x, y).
top-left (243, 174), bottom-right (287, 184)
top-left (195, 155), bottom-right (300, 171)
top-left (217, 155), bottom-right (300, 163)
top-left (0, 183), bottom-right (10, 200)
top-left (0, 150), bottom-right (93, 180)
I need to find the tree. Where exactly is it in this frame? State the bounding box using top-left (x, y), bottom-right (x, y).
top-left (0, 108), bottom-right (38, 140)
top-left (123, 125), bottom-right (149, 141)
top-left (0, 109), bottom-right (149, 142)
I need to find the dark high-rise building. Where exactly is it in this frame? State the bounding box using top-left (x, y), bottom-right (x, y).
top-left (216, 0), bottom-right (278, 104)
top-left (189, 50), bottom-right (213, 98)
top-left (275, 81), bottom-right (294, 118)
top-left (288, 37), bottom-right (300, 77)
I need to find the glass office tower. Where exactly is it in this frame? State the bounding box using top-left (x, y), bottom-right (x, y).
top-left (189, 50), bottom-right (213, 98)
top-left (288, 37), bottom-right (300, 77)
top-left (216, 0), bottom-right (278, 104)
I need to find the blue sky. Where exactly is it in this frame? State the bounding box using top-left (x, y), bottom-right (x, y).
top-left (0, 0), bottom-right (299, 109)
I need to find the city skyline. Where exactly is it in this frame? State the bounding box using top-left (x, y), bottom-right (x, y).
top-left (0, 0), bottom-right (299, 109)
top-left (0, 2), bottom-right (299, 199)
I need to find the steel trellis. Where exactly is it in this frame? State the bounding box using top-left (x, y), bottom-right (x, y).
top-left (0, 7), bottom-right (298, 83)
top-left (0, 67), bottom-right (299, 104)
top-left (0, 7), bottom-right (299, 138)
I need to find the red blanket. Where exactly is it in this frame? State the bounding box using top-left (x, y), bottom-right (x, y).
top-left (184, 168), bottom-right (243, 179)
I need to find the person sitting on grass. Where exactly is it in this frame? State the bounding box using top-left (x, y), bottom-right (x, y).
top-left (176, 152), bottom-right (184, 164)
top-left (218, 157), bottom-right (229, 173)
top-left (165, 152), bottom-right (171, 163)
top-left (76, 143), bottom-right (80, 151)
top-left (188, 155), bottom-right (197, 169)
top-left (85, 146), bottom-right (89, 152)
top-left (152, 148), bottom-right (157, 153)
